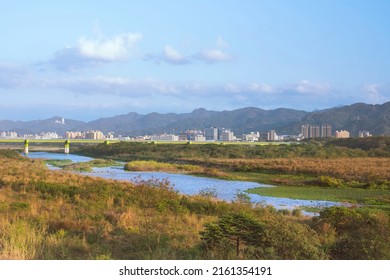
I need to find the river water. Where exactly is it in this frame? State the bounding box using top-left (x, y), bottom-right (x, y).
top-left (26, 152), bottom-right (342, 213)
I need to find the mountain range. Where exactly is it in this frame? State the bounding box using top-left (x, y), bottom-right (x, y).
top-left (1, 102), bottom-right (389, 137)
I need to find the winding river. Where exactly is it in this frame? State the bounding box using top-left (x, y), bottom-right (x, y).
top-left (26, 152), bottom-right (343, 214)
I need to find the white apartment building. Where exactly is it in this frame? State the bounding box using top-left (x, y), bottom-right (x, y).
top-left (242, 132), bottom-right (259, 142)
top-left (151, 134), bottom-right (179, 141)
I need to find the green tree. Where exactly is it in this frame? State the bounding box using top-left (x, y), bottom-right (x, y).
top-left (200, 212), bottom-right (267, 259)
top-left (317, 207), bottom-right (390, 259)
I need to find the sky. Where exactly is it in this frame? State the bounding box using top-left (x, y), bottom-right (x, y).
top-left (0, 0), bottom-right (389, 121)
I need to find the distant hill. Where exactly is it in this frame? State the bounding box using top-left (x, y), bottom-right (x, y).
top-left (0, 102), bottom-right (389, 136)
top-left (283, 102), bottom-right (390, 136)
top-left (0, 117), bottom-right (85, 135)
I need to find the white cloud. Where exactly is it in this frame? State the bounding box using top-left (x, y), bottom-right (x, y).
top-left (163, 45), bottom-right (188, 64)
top-left (50, 32), bottom-right (143, 71)
top-left (196, 49), bottom-right (233, 63)
top-left (77, 33), bottom-right (142, 61)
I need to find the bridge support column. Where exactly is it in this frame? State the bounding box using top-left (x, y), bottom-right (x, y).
top-left (24, 140), bottom-right (29, 154)
top-left (64, 140), bottom-right (70, 154)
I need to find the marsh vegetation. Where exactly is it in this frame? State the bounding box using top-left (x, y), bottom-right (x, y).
top-left (0, 138), bottom-right (390, 259)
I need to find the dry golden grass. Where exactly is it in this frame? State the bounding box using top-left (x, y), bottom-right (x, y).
top-left (204, 157), bottom-right (390, 183)
top-left (0, 157), bottom-right (223, 259)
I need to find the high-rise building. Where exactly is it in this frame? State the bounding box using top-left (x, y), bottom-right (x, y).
top-left (321, 125), bottom-right (332, 138)
top-left (204, 127), bottom-right (218, 141)
top-left (301, 125), bottom-right (309, 139)
top-left (310, 125), bottom-right (320, 138)
top-left (268, 130), bottom-right (277, 141)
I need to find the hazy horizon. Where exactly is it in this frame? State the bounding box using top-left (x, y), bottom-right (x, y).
top-left (1, 1), bottom-right (389, 121)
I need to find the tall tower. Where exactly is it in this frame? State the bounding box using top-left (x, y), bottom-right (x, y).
top-left (301, 125), bottom-right (309, 139)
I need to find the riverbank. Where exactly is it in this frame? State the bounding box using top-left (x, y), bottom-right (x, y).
top-left (36, 152), bottom-right (385, 214)
top-left (28, 152), bottom-right (343, 213)
top-left (1, 149), bottom-right (389, 260)
top-left (72, 140), bottom-right (390, 213)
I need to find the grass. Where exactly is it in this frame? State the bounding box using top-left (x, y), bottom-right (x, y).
top-left (1, 148), bottom-right (390, 259)
top-left (247, 185), bottom-right (390, 206)
top-left (124, 160), bottom-right (202, 173)
top-left (45, 159), bottom-right (73, 168)
top-left (45, 159), bottom-right (122, 172)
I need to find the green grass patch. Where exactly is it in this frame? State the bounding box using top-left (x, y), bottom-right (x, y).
top-left (124, 160), bottom-right (202, 173)
top-left (247, 185), bottom-right (390, 205)
top-left (45, 159), bottom-right (73, 168)
top-left (57, 159), bottom-right (122, 172)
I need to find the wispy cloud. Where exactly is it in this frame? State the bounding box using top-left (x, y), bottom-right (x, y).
top-left (146, 37), bottom-right (234, 65)
top-left (362, 83), bottom-right (390, 104)
top-left (290, 80), bottom-right (331, 94)
top-left (248, 83), bottom-right (275, 93)
top-left (145, 45), bottom-right (190, 65)
top-left (49, 32), bottom-right (143, 71)
top-left (195, 49), bottom-right (234, 63)
top-left (1, 59), bottom-right (387, 113)
top-left (216, 36), bottom-right (229, 48)
top-left (194, 36), bottom-right (233, 63)
top-left (46, 76), bottom-right (183, 96)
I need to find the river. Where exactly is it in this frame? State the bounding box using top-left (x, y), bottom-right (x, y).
top-left (26, 152), bottom-right (343, 213)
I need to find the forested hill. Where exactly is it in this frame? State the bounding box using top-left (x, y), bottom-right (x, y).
top-left (283, 102), bottom-right (390, 136)
top-left (0, 102), bottom-right (389, 136)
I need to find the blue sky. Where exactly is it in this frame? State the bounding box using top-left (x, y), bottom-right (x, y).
top-left (0, 0), bottom-right (389, 121)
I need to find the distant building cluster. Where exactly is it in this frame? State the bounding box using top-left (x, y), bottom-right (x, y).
top-left (0, 131), bottom-right (61, 140)
top-left (0, 118), bottom-right (376, 142)
top-left (146, 127), bottom-right (295, 142)
top-left (0, 131), bottom-right (18, 139)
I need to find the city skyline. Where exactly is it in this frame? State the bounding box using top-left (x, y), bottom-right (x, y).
top-left (1, 1), bottom-right (390, 121)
